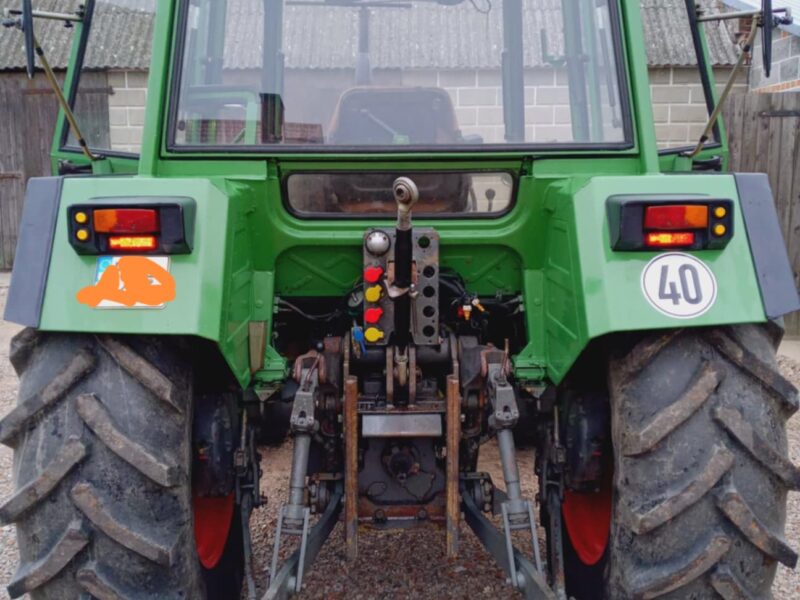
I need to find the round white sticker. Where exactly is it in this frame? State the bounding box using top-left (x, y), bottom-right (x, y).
top-left (640, 253), bottom-right (717, 319)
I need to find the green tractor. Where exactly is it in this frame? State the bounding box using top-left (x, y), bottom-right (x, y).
top-left (1, 0), bottom-right (799, 598)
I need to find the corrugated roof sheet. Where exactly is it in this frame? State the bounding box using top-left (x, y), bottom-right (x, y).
top-left (226, 0), bottom-right (740, 70)
top-left (226, 0), bottom-right (567, 70)
top-left (0, 0), bottom-right (154, 71)
top-left (642, 0), bottom-right (740, 67)
top-left (0, 0), bottom-right (739, 71)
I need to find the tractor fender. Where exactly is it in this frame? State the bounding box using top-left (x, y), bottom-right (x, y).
top-left (3, 175), bottom-right (259, 387)
top-left (532, 173), bottom-right (799, 383)
top-left (734, 173), bottom-right (800, 319)
top-left (4, 177), bottom-right (63, 328)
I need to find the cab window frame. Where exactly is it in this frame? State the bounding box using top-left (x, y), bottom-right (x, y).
top-left (165, 0), bottom-right (636, 155)
top-left (58, 0), bottom-right (151, 159)
top-left (282, 170), bottom-right (519, 220)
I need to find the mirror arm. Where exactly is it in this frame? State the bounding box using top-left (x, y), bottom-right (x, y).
top-left (697, 9), bottom-right (760, 22)
top-left (684, 21), bottom-right (760, 160)
top-left (696, 7), bottom-right (791, 23)
top-left (33, 35), bottom-right (99, 161)
top-left (3, 8), bottom-right (83, 23)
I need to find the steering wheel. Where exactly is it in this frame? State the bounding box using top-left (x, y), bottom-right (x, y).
top-left (22, 0), bottom-right (35, 79)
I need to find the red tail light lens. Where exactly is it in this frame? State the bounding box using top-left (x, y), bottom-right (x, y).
top-left (644, 205), bottom-right (709, 230)
top-left (645, 232), bottom-right (696, 248)
top-left (94, 209), bottom-right (159, 234)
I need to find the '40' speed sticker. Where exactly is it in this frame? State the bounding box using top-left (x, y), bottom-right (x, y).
top-left (641, 253), bottom-right (717, 319)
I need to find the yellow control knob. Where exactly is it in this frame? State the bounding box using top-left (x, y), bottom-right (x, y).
top-left (365, 285), bottom-right (382, 303)
top-left (713, 224), bottom-right (727, 237)
top-left (364, 328), bottom-right (385, 343)
top-left (714, 206), bottom-right (727, 219)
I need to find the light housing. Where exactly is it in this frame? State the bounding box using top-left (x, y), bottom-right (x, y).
top-left (607, 196), bottom-right (734, 251)
top-left (67, 197), bottom-right (195, 255)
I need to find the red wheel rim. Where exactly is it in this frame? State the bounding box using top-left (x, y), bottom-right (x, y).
top-left (561, 478), bottom-right (612, 566)
top-left (193, 493), bottom-right (236, 569)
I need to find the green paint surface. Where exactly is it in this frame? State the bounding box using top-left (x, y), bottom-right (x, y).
top-left (32, 1), bottom-right (771, 388)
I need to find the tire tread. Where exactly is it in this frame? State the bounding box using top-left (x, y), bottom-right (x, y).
top-left (7, 520), bottom-right (90, 598)
top-left (5, 331), bottom-right (202, 599)
top-left (0, 436), bottom-right (87, 524)
top-left (0, 349), bottom-right (96, 446)
top-left (75, 393), bottom-right (182, 488)
top-left (607, 325), bottom-right (799, 599)
top-left (71, 483), bottom-right (177, 566)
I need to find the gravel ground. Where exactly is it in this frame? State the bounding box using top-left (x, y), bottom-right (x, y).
top-left (0, 287), bottom-right (23, 600)
top-left (0, 291), bottom-right (796, 599)
top-left (775, 356), bottom-right (800, 600)
top-left (249, 440), bottom-right (535, 600)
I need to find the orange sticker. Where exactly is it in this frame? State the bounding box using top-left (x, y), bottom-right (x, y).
top-left (77, 256), bottom-right (176, 308)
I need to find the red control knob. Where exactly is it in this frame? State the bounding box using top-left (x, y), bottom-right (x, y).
top-left (365, 307), bottom-right (384, 324)
top-left (364, 266), bottom-right (384, 284)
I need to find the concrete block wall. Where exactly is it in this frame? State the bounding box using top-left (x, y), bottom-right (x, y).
top-left (104, 65), bottom-right (742, 151)
top-left (107, 70), bottom-right (148, 153)
top-left (650, 66), bottom-right (746, 148)
top-left (403, 66), bottom-right (743, 149)
top-left (401, 67), bottom-right (605, 144)
top-left (750, 32), bottom-right (800, 93)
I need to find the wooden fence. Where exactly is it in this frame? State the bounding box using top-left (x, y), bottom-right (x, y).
top-left (0, 72), bottom-right (63, 270)
top-left (723, 93), bottom-right (800, 336)
top-left (0, 71), bottom-right (108, 270)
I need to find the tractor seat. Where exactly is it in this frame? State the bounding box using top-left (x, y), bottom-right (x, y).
top-left (328, 87), bottom-right (460, 146)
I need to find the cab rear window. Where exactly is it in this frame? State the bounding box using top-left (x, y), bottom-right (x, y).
top-left (285, 172), bottom-right (515, 218)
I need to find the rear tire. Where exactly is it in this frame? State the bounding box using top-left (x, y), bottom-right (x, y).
top-left (606, 325), bottom-right (799, 599)
top-left (0, 331), bottom-right (205, 599)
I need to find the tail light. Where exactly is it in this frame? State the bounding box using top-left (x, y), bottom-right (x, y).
top-left (644, 205), bottom-right (708, 230)
top-left (608, 197), bottom-right (733, 251)
top-left (93, 209), bottom-right (159, 234)
top-left (108, 236), bottom-right (158, 251)
top-left (68, 198), bottom-right (195, 255)
top-left (645, 232), bottom-right (696, 248)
